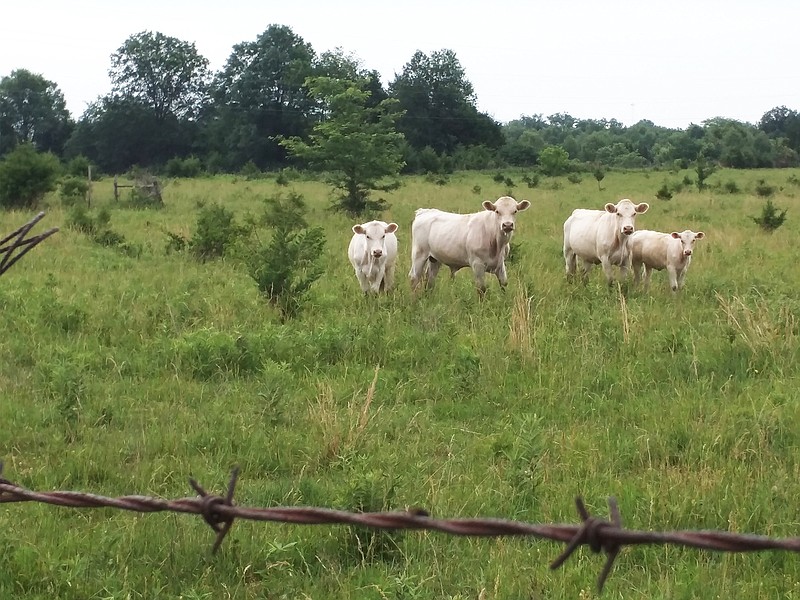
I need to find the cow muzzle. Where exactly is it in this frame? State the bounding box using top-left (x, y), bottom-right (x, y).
top-left (622, 226), bottom-right (634, 235)
top-left (683, 250), bottom-right (692, 256)
top-left (502, 222), bottom-right (515, 233)
top-left (372, 249), bottom-right (383, 258)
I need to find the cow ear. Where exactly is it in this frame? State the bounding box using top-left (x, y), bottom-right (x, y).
top-left (482, 200), bottom-right (496, 212)
top-left (695, 231), bottom-right (705, 239)
top-left (604, 203), bottom-right (617, 213)
top-left (385, 223), bottom-right (398, 234)
top-left (671, 232), bottom-right (680, 239)
top-left (352, 224), bottom-right (365, 235)
top-left (635, 202), bottom-right (650, 214)
top-left (517, 200), bottom-right (531, 211)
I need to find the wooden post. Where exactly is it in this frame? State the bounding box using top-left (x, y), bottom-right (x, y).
top-left (114, 175), bottom-right (118, 202)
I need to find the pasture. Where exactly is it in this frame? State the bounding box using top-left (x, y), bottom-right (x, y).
top-left (1, 168), bottom-right (800, 599)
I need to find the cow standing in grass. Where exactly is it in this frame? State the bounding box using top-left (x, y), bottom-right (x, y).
top-left (348, 220), bottom-right (399, 294)
top-left (630, 229), bottom-right (706, 292)
top-left (563, 198), bottom-right (650, 285)
top-left (409, 196), bottom-right (530, 296)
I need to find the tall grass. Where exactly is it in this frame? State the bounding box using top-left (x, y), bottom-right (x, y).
top-left (1, 167), bottom-right (800, 599)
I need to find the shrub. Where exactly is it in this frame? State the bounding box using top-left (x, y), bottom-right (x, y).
top-left (567, 173), bottom-right (582, 184)
top-left (752, 198), bottom-right (787, 232)
top-left (64, 155), bottom-right (94, 178)
top-left (754, 179), bottom-right (776, 197)
top-left (0, 144), bottom-right (61, 209)
top-left (723, 180), bottom-right (740, 194)
top-left (240, 160), bottom-right (263, 180)
top-left (246, 192), bottom-right (326, 320)
top-left (593, 168), bottom-right (605, 190)
top-left (190, 203), bottom-right (246, 261)
top-left (164, 156), bottom-right (203, 178)
top-left (59, 176), bottom-right (90, 206)
top-left (522, 173), bottom-right (540, 188)
top-left (656, 182), bottom-right (673, 201)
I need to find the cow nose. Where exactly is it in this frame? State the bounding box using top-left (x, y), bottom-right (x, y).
top-left (372, 249), bottom-right (383, 257)
top-left (684, 249), bottom-right (692, 256)
top-left (622, 226), bottom-right (633, 235)
top-left (502, 222), bottom-right (514, 232)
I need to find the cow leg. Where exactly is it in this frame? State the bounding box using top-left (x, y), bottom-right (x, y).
top-left (426, 258), bottom-right (441, 290)
top-left (667, 266), bottom-right (680, 292)
top-left (643, 266), bottom-right (653, 290)
top-left (580, 259), bottom-right (593, 284)
top-left (370, 265), bottom-right (385, 294)
top-left (632, 261), bottom-right (642, 286)
top-left (409, 248), bottom-right (429, 292)
top-left (600, 257), bottom-right (616, 286)
top-left (676, 267), bottom-right (688, 291)
top-left (564, 247), bottom-right (577, 280)
top-left (470, 261), bottom-right (488, 297)
top-left (495, 259), bottom-right (508, 289)
top-left (383, 262), bottom-right (395, 292)
top-left (355, 269), bottom-right (371, 294)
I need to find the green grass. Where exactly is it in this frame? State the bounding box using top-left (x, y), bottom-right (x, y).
top-left (2, 167), bottom-right (800, 599)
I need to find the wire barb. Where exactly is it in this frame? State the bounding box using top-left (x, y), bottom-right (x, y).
top-left (549, 497), bottom-right (623, 592)
top-left (189, 466), bottom-right (240, 553)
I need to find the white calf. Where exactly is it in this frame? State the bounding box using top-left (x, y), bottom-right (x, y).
top-left (630, 229), bottom-right (705, 291)
top-left (348, 220), bottom-right (399, 294)
top-left (563, 198), bottom-right (650, 284)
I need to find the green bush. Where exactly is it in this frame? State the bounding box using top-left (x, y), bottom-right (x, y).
top-left (246, 192), bottom-right (326, 320)
top-left (59, 176), bottom-right (90, 206)
top-left (752, 198), bottom-right (787, 232)
top-left (190, 203), bottom-right (246, 261)
top-left (164, 156), bottom-right (203, 178)
top-left (656, 182), bottom-right (673, 201)
top-left (754, 179), bottom-right (776, 197)
top-left (0, 144), bottom-right (61, 209)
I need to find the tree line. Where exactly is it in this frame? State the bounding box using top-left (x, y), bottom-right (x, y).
top-left (1, 24), bottom-right (800, 177)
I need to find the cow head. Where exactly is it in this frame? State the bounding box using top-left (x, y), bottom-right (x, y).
top-left (352, 220), bottom-right (398, 258)
top-left (670, 230), bottom-right (705, 257)
top-left (482, 196), bottom-right (531, 234)
top-left (604, 199), bottom-right (649, 236)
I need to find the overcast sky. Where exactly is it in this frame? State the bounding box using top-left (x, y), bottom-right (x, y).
top-left (2, 0), bottom-right (799, 130)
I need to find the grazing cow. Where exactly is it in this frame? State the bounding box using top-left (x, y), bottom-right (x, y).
top-left (630, 229), bottom-right (705, 291)
top-left (409, 196), bottom-right (530, 296)
top-left (348, 220), bottom-right (399, 294)
top-left (563, 198), bottom-right (649, 285)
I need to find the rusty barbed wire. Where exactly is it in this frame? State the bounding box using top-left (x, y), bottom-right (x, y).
top-left (2, 463), bottom-right (800, 592)
top-left (0, 211), bottom-right (59, 276)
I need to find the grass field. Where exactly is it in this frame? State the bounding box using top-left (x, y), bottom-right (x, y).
top-left (1, 167), bottom-right (800, 599)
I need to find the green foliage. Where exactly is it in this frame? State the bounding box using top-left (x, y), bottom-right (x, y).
top-left (239, 160), bottom-right (264, 180)
top-left (656, 181), bottom-right (673, 201)
top-left (522, 173), bottom-right (540, 188)
top-left (0, 144), bottom-right (61, 208)
top-left (694, 155), bottom-right (716, 190)
top-left (754, 178), bottom-right (776, 197)
top-left (0, 69), bottom-right (74, 156)
top-left (752, 198), bottom-right (787, 232)
top-left (246, 192), bottom-right (325, 319)
top-left (59, 176), bottom-right (90, 206)
top-left (593, 167), bottom-right (606, 190)
top-left (537, 145), bottom-right (570, 176)
top-left (189, 203), bottom-right (246, 260)
top-left (722, 180), bottom-right (741, 194)
top-left (566, 173), bottom-right (582, 184)
top-left (164, 156), bottom-right (203, 178)
top-left (279, 77), bottom-right (405, 217)
top-left (64, 155), bottom-right (93, 178)
top-left (66, 206), bottom-right (140, 256)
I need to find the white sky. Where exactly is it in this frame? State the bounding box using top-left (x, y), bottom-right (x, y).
top-left (2, 0), bottom-right (799, 130)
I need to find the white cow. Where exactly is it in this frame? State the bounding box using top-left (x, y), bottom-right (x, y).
top-left (409, 196), bottom-right (530, 295)
top-left (563, 198), bottom-right (650, 285)
top-left (630, 229), bottom-right (705, 291)
top-left (347, 220), bottom-right (399, 294)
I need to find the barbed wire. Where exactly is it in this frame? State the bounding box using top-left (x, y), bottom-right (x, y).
top-left (2, 463), bottom-right (799, 592)
top-left (0, 211), bottom-right (59, 276)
